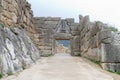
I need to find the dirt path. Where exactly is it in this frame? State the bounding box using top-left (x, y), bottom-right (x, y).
top-left (2, 53), bottom-right (120, 80)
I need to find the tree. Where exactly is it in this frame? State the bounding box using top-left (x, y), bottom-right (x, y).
top-left (108, 26), bottom-right (118, 32)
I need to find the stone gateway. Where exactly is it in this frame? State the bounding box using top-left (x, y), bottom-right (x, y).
top-left (0, 0), bottom-right (120, 76)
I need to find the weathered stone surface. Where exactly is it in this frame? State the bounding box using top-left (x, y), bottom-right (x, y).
top-left (101, 44), bottom-right (120, 63)
top-left (112, 32), bottom-right (120, 44)
top-left (54, 33), bottom-right (72, 40)
top-left (101, 63), bottom-right (120, 72)
top-left (65, 18), bottom-right (74, 24)
top-left (78, 15), bottom-right (120, 72)
top-left (81, 48), bottom-right (100, 61)
top-left (99, 30), bottom-right (112, 43)
top-left (0, 25), bottom-right (40, 74)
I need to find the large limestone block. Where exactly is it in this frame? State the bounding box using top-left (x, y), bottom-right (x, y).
top-left (70, 23), bottom-right (79, 31)
top-left (35, 28), bottom-right (42, 33)
top-left (90, 22), bottom-right (103, 37)
top-left (82, 41), bottom-right (89, 52)
top-left (82, 48), bottom-right (100, 61)
top-left (72, 36), bottom-right (80, 49)
top-left (11, 12), bottom-right (17, 23)
top-left (84, 32), bottom-right (91, 41)
top-left (80, 15), bottom-right (90, 31)
top-left (54, 33), bottom-right (72, 40)
top-left (100, 30), bottom-right (112, 40)
top-left (101, 43), bottom-right (120, 63)
top-left (71, 31), bottom-right (79, 36)
top-left (89, 36), bottom-right (98, 49)
top-left (112, 32), bottom-right (120, 44)
top-left (101, 63), bottom-right (120, 72)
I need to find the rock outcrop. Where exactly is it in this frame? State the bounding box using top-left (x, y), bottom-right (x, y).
top-left (0, 24), bottom-right (40, 75)
top-left (0, 0), bottom-right (40, 75)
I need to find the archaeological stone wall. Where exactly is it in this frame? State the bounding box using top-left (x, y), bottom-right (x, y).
top-left (0, 0), bottom-right (35, 40)
top-left (70, 23), bottom-right (80, 56)
top-left (79, 15), bottom-right (120, 72)
top-left (34, 17), bottom-right (61, 56)
top-left (0, 0), bottom-right (120, 74)
top-left (0, 0), bottom-right (40, 75)
top-left (34, 17), bottom-right (80, 56)
top-left (34, 15), bottom-right (120, 72)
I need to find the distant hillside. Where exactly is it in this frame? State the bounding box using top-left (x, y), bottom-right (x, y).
top-left (57, 40), bottom-right (70, 47)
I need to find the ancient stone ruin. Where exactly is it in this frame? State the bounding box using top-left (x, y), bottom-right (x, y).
top-left (0, 0), bottom-right (120, 76)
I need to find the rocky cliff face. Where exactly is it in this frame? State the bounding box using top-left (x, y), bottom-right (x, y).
top-left (0, 24), bottom-right (40, 75)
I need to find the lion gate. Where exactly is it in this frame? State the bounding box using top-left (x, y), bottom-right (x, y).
top-left (34, 17), bottom-right (80, 56)
top-left (33, 15), bottom-right (120, 72)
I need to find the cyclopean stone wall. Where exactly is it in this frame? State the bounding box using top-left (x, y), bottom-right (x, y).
top-left (33, 17), bottom-right (80, 56)
top-left (79, 15), bottom-right (104, 61)
top-left (101, 32), bottom-right (120, 72)
top-left (79, 15), bottom-right (120, 72)
top-left (70, 23), bottom-right (80, 56)
top-left (34, 15), bottom-right (120, 72)
top-left (34, 17), bottom-right (61, 56)
top-left (0, 0), bottom-right (40, 75)
top-left (0, 0), bottom-right (120, 74)
top-left (0, 0), bottom-right (35, 40)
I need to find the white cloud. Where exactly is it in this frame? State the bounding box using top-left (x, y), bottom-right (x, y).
top-left (27, 0), bottom-right (120, 30)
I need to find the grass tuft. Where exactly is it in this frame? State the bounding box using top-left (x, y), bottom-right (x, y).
top-left (7, 73), bottom-right (13, 76)
top-left (41, 54), bottom-right (54, 57)
top-left (108, 70), bottom-right (120, 75)
top-left (87, 58), bottom-right (101, 66)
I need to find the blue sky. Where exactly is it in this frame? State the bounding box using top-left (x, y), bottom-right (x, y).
top-left (27, 0), bottom-right (120, 30)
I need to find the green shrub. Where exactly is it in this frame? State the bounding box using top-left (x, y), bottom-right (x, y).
top-left (90, 59), bottom-right (100, 65)
top-left (75, 52), bottom-right (81, 56)
top-left (7, 73), bottom-right (13, 76)
top-left (116, 72), bottom-right (120, 75)
top-left (0, 73), bottom-right (3, 79)
top-left (22, 66), bottom-right (26, 70)
top-left (0, 22), bottom-right (5, 28)
top-left (105, 24), bottom-right (118, 32)
top-left (41, 54), bottom-right (54, 57)
top-left (108, 26), bottom-right (118, 32)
